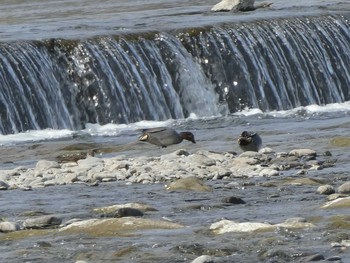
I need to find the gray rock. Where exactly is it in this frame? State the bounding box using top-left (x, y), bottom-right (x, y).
top-left (0, 221), bottom-right (21, 232)
top-left (317, 185), bottom-right (335, 195)
top-left (338, 182), bottom-right (350, 194)
top-left (0, 180), bottom-right (10, 190)
top-left (165, 177), bottom-right (212, 192)
top-left (115, 207), bottom-right (144, 218)
top-left (191, 255), bottom-right (215, 263)
top-left (35, 160), bottom-right (60, 174)
top-left (222, 196), bottom-right (245, 204)
top-left (23, 215), bottom-right (62, 229)
top-left (303, 254), bottom-right (325, 262)
top-left (289, 149), bottom-right (317, 157)
top-left (259, 168), bottom-right (279, 177)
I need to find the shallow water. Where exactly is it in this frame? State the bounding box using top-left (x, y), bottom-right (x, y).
top-left (0, 0), bottom-right (349, 41)
top-left (0, 111), bottom-right (350, 262)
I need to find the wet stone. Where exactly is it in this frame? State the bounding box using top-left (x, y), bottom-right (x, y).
top-left (337, 182), bottom-right (350, 194)
top-left (23, 215), bottom-right (62, 229)
top-left (0, 221), bottom-right (21, 232)
top-left (317, 185), bottom-right (335, 195)
top-left (115, 207), bottom-right (144, 218)
top-left (191, 255), bottom-right (215, 263)
top-left (221, 196), bottom-right (245, 204)
top-left (0, 180), bottom-right (9, 190)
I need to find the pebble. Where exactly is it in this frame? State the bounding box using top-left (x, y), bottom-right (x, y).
top-left (0, 148), bottom-right (337, 189)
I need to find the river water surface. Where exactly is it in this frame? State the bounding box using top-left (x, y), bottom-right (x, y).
top-left (0, 0), bottom-right (349, 262)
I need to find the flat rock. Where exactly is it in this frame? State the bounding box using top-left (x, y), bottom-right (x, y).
top-left (321, 197), bottom-right (350, 209)
top-left (165, 177), bottom-right (212, 192)
top-left (191, 255), bottom-right (215, 263)
top-left (59, 217), bottom-right (184, 236)
top-left (210, 218), bottom-right (314, 234)
top-left (289, 149), bottom-right (316, 157)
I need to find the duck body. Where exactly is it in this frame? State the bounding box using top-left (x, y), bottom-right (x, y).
top-left (237, 131), bottom-right (262, 152)
top-left (138, 127), bottom-right (196, 148)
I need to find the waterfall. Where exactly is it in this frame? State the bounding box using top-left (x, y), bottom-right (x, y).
top-left (0, 14), bottom-right (349, 134)
top-left (181, 15), bottom-right (350, 112)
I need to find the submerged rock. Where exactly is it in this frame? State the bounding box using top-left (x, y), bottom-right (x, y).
top-left (165, 177), bottom-right (212, 192)
top-left (59, 217), bottom-right (184, 236)
top-left (321, 197), bottom-right (350, 209)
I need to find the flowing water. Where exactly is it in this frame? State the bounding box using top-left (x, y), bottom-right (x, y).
top-left (0, 0), bottom-right (349, 262)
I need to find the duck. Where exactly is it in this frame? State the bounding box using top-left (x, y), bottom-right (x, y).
top-left (211, 0), bottom-right (272, 12)
top-left (237, 131), bottom-right (262, 152)
top-left (138, 127), bottom-right (196, 148)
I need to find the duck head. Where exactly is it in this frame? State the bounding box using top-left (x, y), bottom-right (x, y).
top-left (237, 131), bottom-right (257, 146)
top-left (180, 132), bottom-right (196, 144)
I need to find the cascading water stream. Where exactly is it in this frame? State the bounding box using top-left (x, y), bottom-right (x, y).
top-left (0, 14), bottom-right (348, 135)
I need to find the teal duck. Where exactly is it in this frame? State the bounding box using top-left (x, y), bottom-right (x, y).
top-left (237, 131), bottom-right (262, 152)
top-left (138, 127), bottom-right (196, 148)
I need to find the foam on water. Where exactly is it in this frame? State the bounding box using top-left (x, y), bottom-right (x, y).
top-left (0, 102), bottom-right (349, 145)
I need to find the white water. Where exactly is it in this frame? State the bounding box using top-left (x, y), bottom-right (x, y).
top-left (0, 101), bottom-right (349, 146)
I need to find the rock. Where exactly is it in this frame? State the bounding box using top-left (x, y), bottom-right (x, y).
top-left (115, 208), bottom-right (144, 218)
top-left (0, 180), bottom-right (10, 190)
top-left (210, 218), bottom-right (314, 234)
top-left (327, 193), bottom-right (348, 201)
top-left (165, 177), bottom-right (212, 192)
top-left (221, 196), bottom-right (245, 204)
top-left (330, 137), bottom-right (350, 147)
top-left (210, 220), bottom-right (273, 234)
top-left (321, 197), bottom-right (350, 209)
top-left (191, 255), bottom-right (215, 263)
top-left (317, 185), bottom-right (335, 195)
top-left (303, 254), bottom-right (325, 262)
top-left (23, 215), bottom-right (62, 229)
top-left (259, 168), bottom-right (279, 177)
top-left (59, 217), bottom-right (184, 236)
top-left (211, 0), bottom-right (257, 12)
top-left (92, 203), bottom-right (158, 215)
top-left (0, 221), bottom-right (21, 232)
top-left (289, 149), bottom-right (317, 157)
top-left (35, 160), bottom-right (60, 174)
top-left (338, 182), bottom-right (350, 194)
top-left (259, 147), bottom-right (275, 154)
